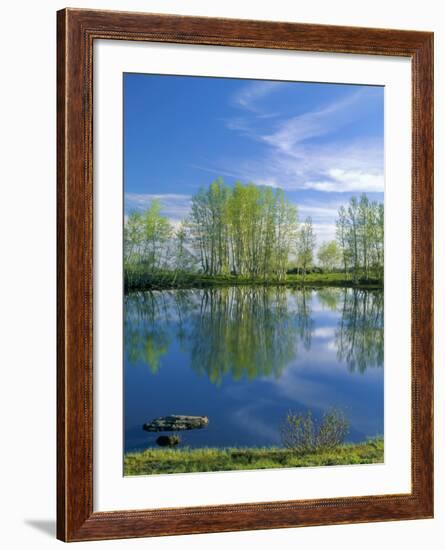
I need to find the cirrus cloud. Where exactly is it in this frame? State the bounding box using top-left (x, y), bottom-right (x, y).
top-left (125, 193), bottom-right (191, 223)
top-left (303, 169), bottom-right (384, 193)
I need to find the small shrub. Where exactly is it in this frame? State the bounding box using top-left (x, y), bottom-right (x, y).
top-left (156, 434), bottom-right (181, 447)
top-left (281, 409), bottom-right (349, 453)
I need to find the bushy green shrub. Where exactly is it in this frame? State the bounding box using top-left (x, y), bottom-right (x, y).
top-left (281, 409), bottom-right (349, 453)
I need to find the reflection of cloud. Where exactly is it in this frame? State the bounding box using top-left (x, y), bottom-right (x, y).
top-left (326, 340), bottom-right (338, 352)
top-left (125, 193), bottom-right (191, 223)
top-left (230, 400), bottom-right (281, 444)
top-left (267, 352), bottom-right (383, 433)
top-left (274, 372), bottom-right (335, 410)
top-left (312, 327), bottom-right (336, 339)
top-left (310, 302), bottom-right (339, 314)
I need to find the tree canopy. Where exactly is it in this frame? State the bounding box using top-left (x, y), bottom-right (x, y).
top-left (124, 179), bottom-right (384, 283)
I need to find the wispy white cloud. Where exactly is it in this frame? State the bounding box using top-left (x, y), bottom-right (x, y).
top-left (233, 81), bottom-right (283, 113)
top-left (222, 81), bottom-right (282, 139)
top-left (298, 202), bottom-right (343, 222)
top-left (224, 117), bottom-right (253, 134)
top-left (203, 139), bottom-right (384, 194)
top-left (303, 169), bottom-right (383, 193)
top-left (297, 201), bottom-right (346, 249)
top-left (222, 87), bottom-right (384, 195)
top-left (262, 90), bottom-right (365, 152)
top-left (189, 164), bottom-right (244, 180)
top-left (125, 193), bottom-right (191, 222)
top-left (312, 223), bottom-right (337, 243)
top-left (132, 89), bottom-right (383, 243)
top-left (297, 201), bottom-right (348, 244)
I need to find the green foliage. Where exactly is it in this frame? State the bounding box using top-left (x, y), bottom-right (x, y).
top-left (124, 287), bottom-right (313, 383)
top-left (317, 240), bottom-right (341, 271)
top-left (125, 287), bottom-right (383, 379)
top-left (281, 409), bottom-right (349, 453)
top-left (187, 179), bottom-right (298, 279)
top-left (124, 270), bottom-right (383, 292)
top-left (296, 216), bottom-right (316, 276)
top-left (123, 182), bottom-right (383, 290)
top-left (124, 292), bottom-right (171, 373)
top-left (336, 194), bottom-right (384, 282)
top-left (336, 288), bottom-right (384, 373)
top-left (173, 222), bottom-right (195, 272)
top-left (124, 199), bottom-right (173, 279)
top-left (123, 438), bottom-right (383, 476)
top-left (316, 287), bottom-right (342, 310)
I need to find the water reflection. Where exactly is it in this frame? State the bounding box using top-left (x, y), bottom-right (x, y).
top-left (124, 286), bottom-right (383, 381)
top-left (316, 287), bottom-right (342, 311)
top-left (185, 287), bottom-right (310, 384)
top-left (336, 289), bottom-right (384, 373)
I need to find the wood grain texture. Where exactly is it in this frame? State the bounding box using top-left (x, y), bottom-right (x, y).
top-left (57, 8), bottom-right (434, 542)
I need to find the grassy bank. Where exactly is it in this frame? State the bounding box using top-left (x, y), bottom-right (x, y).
top-left (124, 270), bottom-right (383, 292)
top-left (124, 438), bottom-right (383, 476)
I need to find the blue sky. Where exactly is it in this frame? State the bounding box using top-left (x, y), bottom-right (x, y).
top-left (124, 73), bottom-right (384, 243)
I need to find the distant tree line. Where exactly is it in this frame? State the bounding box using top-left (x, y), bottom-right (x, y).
top-left (336, 195), bottom-right (384, 282)
top-left (124, 178), bottom-right (384, 282)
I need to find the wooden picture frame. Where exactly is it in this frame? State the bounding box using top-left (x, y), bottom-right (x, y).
top-left (57, 8), bottom-right (433, 542)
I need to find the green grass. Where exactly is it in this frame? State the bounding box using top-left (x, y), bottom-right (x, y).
top-left (124, 270), bottom-right (383, 292)
top-left (124, 438), bottom-right (383, 476)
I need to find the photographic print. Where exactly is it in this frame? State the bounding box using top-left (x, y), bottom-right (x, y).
top-left (123, 73), bottom-right (384, 476)
top-left (57, 10), bottom-right (433, 540)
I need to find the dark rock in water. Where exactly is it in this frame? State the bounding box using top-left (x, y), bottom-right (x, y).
top-left (143, 415), bottom-right (209, 432)
top-left (156, 435), bottom-right (181, 447)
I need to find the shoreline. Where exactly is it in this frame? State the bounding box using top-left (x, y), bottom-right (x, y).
top-left (124, 272), bottom-right (383, 292)
top-left (124, 438), bottom-right (384, 476)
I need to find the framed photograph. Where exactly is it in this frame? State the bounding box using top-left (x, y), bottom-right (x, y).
top-left (57, 8), bottom-right (433, 542)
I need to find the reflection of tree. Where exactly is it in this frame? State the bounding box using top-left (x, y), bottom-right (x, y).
top-left (124, 287), bottom-right (384, 380)
top-left (124, 287), bottom-right (313, 383)
top-left (124, 292), bottom-right (172, 373)
top-left (291, 289), bottom-right (313, 351)
top-left (336, 289), bottom-right (383, 373)
top-left (125, 290), bottom-right (205, 373)
top-left (316, 287), bottom-right (342, 312)
top-left (183, 287), bottom-right (307, 384)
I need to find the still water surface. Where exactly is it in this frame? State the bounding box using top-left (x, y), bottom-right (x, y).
top-left (124, 286), bottom-right (383, 452)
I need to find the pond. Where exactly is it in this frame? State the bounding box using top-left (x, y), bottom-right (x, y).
top-left (124, 286), bottom-right (383, 452)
